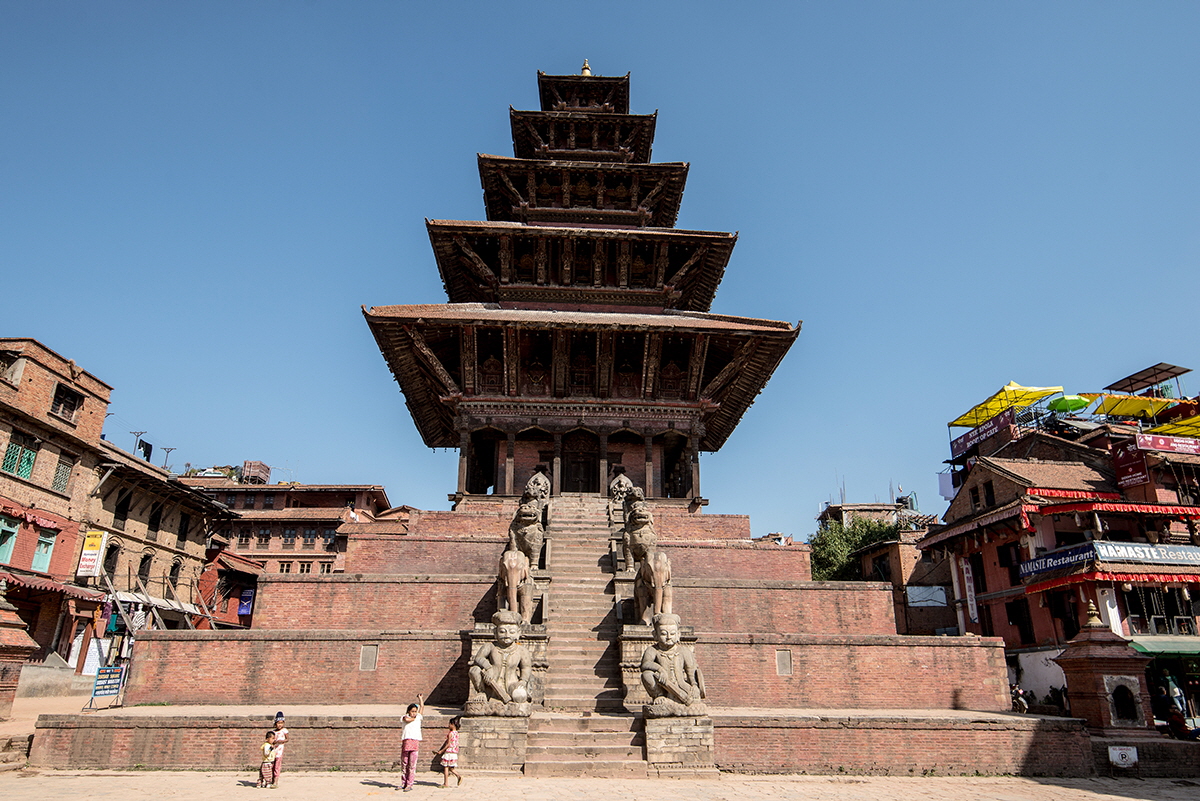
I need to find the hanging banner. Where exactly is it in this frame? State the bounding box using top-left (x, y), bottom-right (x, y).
top-left (1137, 433), bottom-right (1200, 455)
top-left (1113, 441), bottom-right (1151, 488)
top-left (950, 408), bottom-right (1015, 459)
top-left (961, 561), bottom-right (978, 623)
top-left (237, 588), bottom-right (255, 615)
top-left (76, 530), bottom-right (108, 578)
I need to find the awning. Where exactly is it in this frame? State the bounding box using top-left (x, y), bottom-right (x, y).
top-left (948, 382), bottom-right (1063, 428)
top-left (1026, 569), bottom-right (1200, 593)
top-left (1128, 636), bottom-right (1200, 656)
top-left (1148, 415), bottom-right (1200, 439)
top-left (1081, 393), bottom-right (1176, 419)
top-left (0, 571), bottom-right (103, 602)
top-left (112, 590), bottom-right (202, 617)
top-left (1037, 500), bottom-right (1200, 518)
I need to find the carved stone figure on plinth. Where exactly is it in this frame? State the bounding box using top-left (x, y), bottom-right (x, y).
top-left (622, 488), bottom-right (655, 571)
top-left (640, 613), bottom-right (706, 718)
top-left (497, 548), bottom-right (533, 625)
top-left (466, 610), bottom-right (533, 717)
top-left (523, 464), bottom-right (550, 512)
top-left (608, 466), bottom-right (633, 523)
top-left (508, 501), bottom-right (545, 568)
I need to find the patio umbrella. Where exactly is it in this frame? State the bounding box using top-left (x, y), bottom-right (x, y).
top-left (1048, 395), bottom-right (1092, 413)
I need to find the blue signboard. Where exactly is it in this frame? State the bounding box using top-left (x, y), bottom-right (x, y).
top-left (237, 588), bottom-right (255, 615)
top-left (1018, 543), bottom-right (1097, 578)
top-left (1093, 541), bottom-right (1200, 566)
top-left (92, 666), bottom-right (124, 697)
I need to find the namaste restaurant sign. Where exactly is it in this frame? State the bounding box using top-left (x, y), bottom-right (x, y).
top-left (1019, 541), bottom-right (1200, 578)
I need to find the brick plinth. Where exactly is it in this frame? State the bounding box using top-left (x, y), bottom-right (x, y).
top-left (713, 712), bottom-right (1095, 776)
top-left (693, 633), bottom-right (1010, 712)
top-left (31, 711), bottom-right (454, 770)
top-left (457, 716), bottom-right (529, 771)
top-left (643, 716), bottom-right (717, 777)
top-left (123, 631), bottom-right (470, 706)
top-left (346, 537), bottom-right (507, 575)
top-left (1089, 735), bottom-right (1200, 777)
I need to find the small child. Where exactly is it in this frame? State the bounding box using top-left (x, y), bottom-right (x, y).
top-left (434, 717), bottom-right (463, 788)
top-left (258, 731), bottom-right (277, 788)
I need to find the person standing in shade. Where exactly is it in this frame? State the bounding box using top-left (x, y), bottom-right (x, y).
top-left (271, 712), bottom-right (289, 787)
top-left (398, 694), bottom-right (425, 792)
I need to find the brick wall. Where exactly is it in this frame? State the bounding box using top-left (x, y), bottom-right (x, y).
top-left (614, 577), bottom-right (895, 635)
top-left (661, 542), bottom-right (810, 581)
top-left (712, 712), bottom-right (1094, 776)
top-left (693, 633), bottom-right (1010, 711)
top-left (123, 630), bottom-right (469, 706)
top-left (252, 574), bottom-right (495, 629)
top-left (346, 536), bottom-right (506, 575)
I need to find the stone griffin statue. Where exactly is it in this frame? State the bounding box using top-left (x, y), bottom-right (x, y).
top-left (508, 500), bottom-right (545, 569)
top-left (523, 464), bottom-right (550, 513)
top-left (640, 613), bottom-right (707, 718)
top-left (496, 548), bottom-right (533, 625)
top-left (622, 487), bottom-right (672, 624)
top-left (622, 487), bottom-right (655, 570)
top-left (466, 610), bottom-right (533, 717)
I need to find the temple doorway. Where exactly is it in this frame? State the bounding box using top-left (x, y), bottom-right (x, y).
top-left (562, 430), bottom-right (600, 493)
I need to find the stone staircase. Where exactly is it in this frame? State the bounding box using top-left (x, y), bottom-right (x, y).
top-left (526, 492), bottom-right (646, 777)
top-left (0, 735), bottom-right (31, 772)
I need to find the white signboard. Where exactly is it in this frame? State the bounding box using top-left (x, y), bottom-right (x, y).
top-left (961, 561), bottom-right (979, 623)
top-left (1108, 745), bottom-right (1138, 767)
top-left (75, 530), bottom-right (107, 578)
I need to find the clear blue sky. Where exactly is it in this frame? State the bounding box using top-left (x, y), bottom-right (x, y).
top-left (4, 2), bottom-right (1200, 538)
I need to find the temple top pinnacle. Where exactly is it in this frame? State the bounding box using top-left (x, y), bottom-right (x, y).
top-left (581, 59), bottom-right (591, 76)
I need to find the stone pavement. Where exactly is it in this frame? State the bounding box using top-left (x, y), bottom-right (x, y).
top-left (1, 769), bottom-right (1198, 801)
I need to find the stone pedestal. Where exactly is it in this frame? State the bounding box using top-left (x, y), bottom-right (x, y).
top-left (0, 582), bottom-right (39, 720)
top-left (617, 623), bottom-right (695, 713)
top-left (643, 716), bottom-right (718, 777)
top-left (1053, 602), bottom-right (1154, 734)
top-left (457, 716), bottom-right (529, 772)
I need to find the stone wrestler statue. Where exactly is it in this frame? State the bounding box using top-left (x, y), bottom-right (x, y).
top-left (469, 610), bottom-right (532, 707)
top-left (640, 612), bottom-right (707, 717)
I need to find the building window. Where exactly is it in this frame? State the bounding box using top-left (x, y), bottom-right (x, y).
top-left (263, 493), bottom-right (275, 509)
top-left (137, 553), bottom-right (153, 585)
top-left (870, 553), bottom-right (892, 583)
top-left (237, 529), bottom-right (251, 548)
top-left (103, 544), bottom-right (120, 579)
top-left (298, 562), bottom-right (312, 574)
top-left (256, 528), bottom-right (271, 548)
top-left (177, 512), bottom-right (191, 547)
top-left (278, 561), bottom-right (292, 574)
top-left (243, 494), bottom-right (256, 510)
top-left (0, 516), bottom-right (17, 565)
top-left (147, 502), bottom-right (163, 540)
top-left (282, 528), bottom-right (296, 549)
top-left (113, 488), bottom-right (133, 531)
top-left (31, 530), bottom-right (55, 572)
top-left (319, 562), bottom-right (332, 574)
top-left (2, 432), bottom-right (39, 480)
top-left (50, 384), bottom-right (84, 422)
top-left (323, 528), bottom-right (337, 548)
top-left (969, 486), bottom-right (981, 512)
top-left (225, 493), bottom-right (237, 507)
top-left (1005, 598), bottom-right (1036, 645)
top-left (168, 560), bottom-right (182, 588)
top-left (983, 480), bottom-right (995, 508)
top-left (1047, 591), bottom-right (1080, 640)
top-left (302, 528), bottom-right (317, 549)
top-left (51, 453), bottom-right (74, 493)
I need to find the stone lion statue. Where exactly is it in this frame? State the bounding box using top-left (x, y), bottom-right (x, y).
top-left (508, 501), bottom-right (545, 568)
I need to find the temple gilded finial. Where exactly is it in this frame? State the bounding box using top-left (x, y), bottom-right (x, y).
top-left (1085, 599), bottom-right (1103, 627)
top-left (581, 59), bottom-right (591, 76)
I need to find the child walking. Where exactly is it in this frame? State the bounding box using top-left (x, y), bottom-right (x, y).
top-left (434, 717), bottom-right (463, 788)
top-left (257, 731), bottom-right (277, 788)
top-left (398, 694), bottom-right (425, 792)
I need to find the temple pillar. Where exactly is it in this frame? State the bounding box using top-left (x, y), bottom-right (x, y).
top-left (457, 429), bottom-right (470, 494)
top-left (644, 437), bottom-right (655, 498)
top-left (599, 434), bottom-right (609, 496)
top-left (504, 432), bottom-right (515, 496)
top-left (689, 435), bottom-right (701, 499)
top-left (552, 434), bottom-right (562, 496)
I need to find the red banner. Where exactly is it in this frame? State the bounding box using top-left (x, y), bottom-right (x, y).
top-left (1113, 440), bottom-right (1150, 488)
top-left (1137, 433), bottom-right (1200, 455)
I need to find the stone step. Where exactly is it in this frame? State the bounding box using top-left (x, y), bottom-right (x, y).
top-left (526, 744), bottom-right (643, 761)
top-left (524, 759), bottom-right (647, 778)
top-left (528, 713), bottom-right (639, 732)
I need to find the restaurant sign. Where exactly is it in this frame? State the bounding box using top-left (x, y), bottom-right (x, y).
top-left (1093, 540), bottom-right (1200, 567)
top-left (1018, 543), bottom-right (1096, 579)
top-left (1113, 441), bottom-right (1150, 488)
top-left (950, 408), bottom-right (1015, 459)
top-left (1137, 433), bottom-right (1200, 455)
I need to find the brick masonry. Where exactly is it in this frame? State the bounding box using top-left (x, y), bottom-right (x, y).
top-left (457, 716), bottom-right (529, 772)
top-left (643, 716), bottom-right (715, 769)
top-left (712, 712), bottom-right (1095, 776)
top-left (123, 631), bottom-right (471, 706)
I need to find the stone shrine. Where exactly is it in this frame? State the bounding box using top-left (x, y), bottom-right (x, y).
top-left (31, 65), bottom-right (1097, 778)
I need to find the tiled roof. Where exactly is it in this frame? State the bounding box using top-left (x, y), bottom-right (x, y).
top-left (981, 457), bottom-right (1118, 494)
top-left (235, 508), bottom-right (352, 521)
top-left (365, 303), bottom-right (796, 332)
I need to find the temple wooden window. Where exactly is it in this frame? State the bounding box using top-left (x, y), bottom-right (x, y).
top-left (630, 242), bottom-right (655, 287)
top-left (613, 333), bottom-right (643, 398)
top-left (302, 528), bottom-right (317, 549)
top-left (520, 330), bottom-right (552, 396)
top-left (573, 240), bottom-right (595, 285)
top-left (568, 332), bottom-right (596, 396)
top-left (514, 238), bottom-right (537, 282)
top-left (658, 337), bottom-right (691, 400)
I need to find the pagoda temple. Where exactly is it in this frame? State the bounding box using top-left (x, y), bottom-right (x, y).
top-left (365, 64), bottom-right (799, 501)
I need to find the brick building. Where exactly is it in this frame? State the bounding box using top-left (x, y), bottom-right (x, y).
top-left (922, 370), bottom-right (1200, 712)
top-left (0, 338), bottom-right (231, 680)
